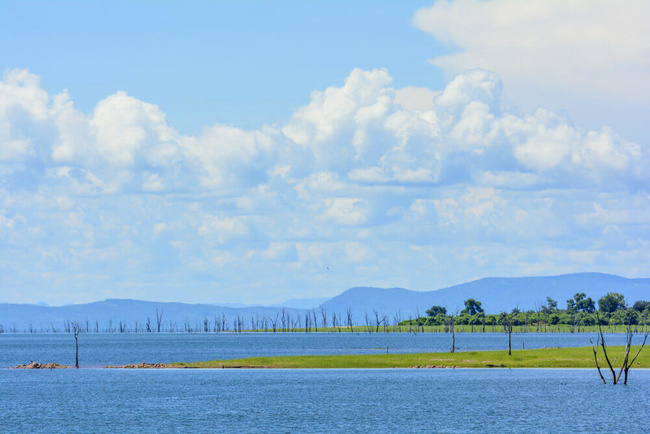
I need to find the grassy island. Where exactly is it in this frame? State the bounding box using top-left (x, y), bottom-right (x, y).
top-left (171, 345), bottom-right (650, 369)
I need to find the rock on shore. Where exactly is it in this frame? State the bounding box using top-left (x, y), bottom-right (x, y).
top-left (11, 362), bottom-right (73, 369)
top-left (410, 365), bottom-right (459, 369)
top-left (104, 362), bottom-right (168, 369)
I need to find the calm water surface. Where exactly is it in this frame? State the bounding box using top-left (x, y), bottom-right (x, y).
top-left (1, 332), bottom-right (645, 367)
top-left (1, 368), bottom-right (648, 432)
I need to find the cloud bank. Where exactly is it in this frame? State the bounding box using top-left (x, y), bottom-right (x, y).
top-left (414, 0), bottom-right (650, 104)
top-left (1, 67), bottom-right (648, 304)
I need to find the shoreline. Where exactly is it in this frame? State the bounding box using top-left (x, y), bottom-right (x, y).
top-left (170, 345), bottom-right (650, 370)
top-left (4, 346), bottom-right (649, 370)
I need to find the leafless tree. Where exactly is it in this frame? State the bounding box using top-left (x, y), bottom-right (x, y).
top-left (156, 309), bottom-right (164, 332)
top-left (394, 311), bottom-right (402, 333)
top-left (346, 307), bottom-right (354, 332)
top-left (449, 310), bottom-right (457, 353)
top-left (590, 312), bottom-right (649, 385)
top-left (271, 314), bottom-right (278, 333)
top-left (501, 312), bottom-right (513, 356)
top-left (372, 310), bottom-right (385, 333)
top-left (320, 306), bottom-right (328, 329)
top-left (311, 310), bottom-right (318, 333)
top-left (364, 311), bottom-right (372, 333)
top-left (71, 321), bottom-right (81, 368)
top-left (280, 309), bottom-right (287, 332)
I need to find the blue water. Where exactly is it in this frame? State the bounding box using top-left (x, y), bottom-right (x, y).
top-left (0, 332), bottom-right (645, 367)
top-left (1, 368), bottom-right (649, 432)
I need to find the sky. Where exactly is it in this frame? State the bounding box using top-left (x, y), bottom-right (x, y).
top-left (0, 0), bottom-right (648, 305)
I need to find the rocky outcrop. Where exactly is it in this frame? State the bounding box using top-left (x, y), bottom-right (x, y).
top-left (11, 362), bottom-right (73, 369)
top-left (410, 365), bottom-right (459, 369)
top-left (104, 362), bottom-right (168, 369)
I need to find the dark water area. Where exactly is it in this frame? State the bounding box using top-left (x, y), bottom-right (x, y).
top-left (1, 332), bottom-right (647, 368)
top-left (1, 368), bottom-right (649, 432)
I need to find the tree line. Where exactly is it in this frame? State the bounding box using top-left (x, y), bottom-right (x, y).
top-left (403, 293), bottom-right (650, 333)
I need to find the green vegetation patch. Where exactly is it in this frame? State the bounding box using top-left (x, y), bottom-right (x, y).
top-left (172, 345), bottom-right (650, 369)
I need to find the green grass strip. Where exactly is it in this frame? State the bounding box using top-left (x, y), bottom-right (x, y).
top-left (171, 345), bottom-right (650, 369)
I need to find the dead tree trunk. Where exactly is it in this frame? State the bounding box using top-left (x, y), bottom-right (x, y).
top-left (156, 308), bottom-right (164, 332)
top-left (320, 306), bottom-right (328, 329)
top-left (71, 321), bottom-right (81, 368)
top-left (502, 313), bottom-right (513, 356)
top-left (346, 307), bottom-right (354, 332)
top-left (449, 311), bottom-right (457, 353)
top-left (592, 311), bottom-right (649, 384)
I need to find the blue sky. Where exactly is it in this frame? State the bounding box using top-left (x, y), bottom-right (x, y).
top-left (1, 0), bottom-right (648, 305)
top-left (1, 0), bottom-right (445, 133)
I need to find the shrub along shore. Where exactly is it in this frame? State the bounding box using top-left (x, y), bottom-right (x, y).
top-left (170, 345), bottom-right (650, 369)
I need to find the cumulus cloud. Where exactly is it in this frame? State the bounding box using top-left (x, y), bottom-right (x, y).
top-left (0, 67), bottom-right (648, 304)
top-left (413, 0), bottom-right (650, 104)
top-left (323, 198), bottom-right (369, 226)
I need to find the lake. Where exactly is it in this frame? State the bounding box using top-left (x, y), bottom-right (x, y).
top-left (1, 368), bottom-right (648, 432)
top-left (2, 333), bottom-right (649, 432)
top-left (0, 332), bottom-right (646, 367)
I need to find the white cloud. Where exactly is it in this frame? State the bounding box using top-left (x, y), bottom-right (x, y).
top-left (0, 212), bottom-right (15, 233)
top-left (394, 86), bottom-right (438, 112)
top-left (293, 171), bottom-right (345, 200)
top-left (344, 242), bottom-right (373, 264)
top-left (182, 124), bottom-right (280, 190)
top-left (0, 67), bottom-right (648, 304)
top-left (413, 0), bottom-right (650, 104)
top-left (282, 68), bottom-right (393, 169)
top-left (323, 198), bottom-right (369, 226)
top-left (90, 91), bottom-right (180, 168)
top-left (198, 215), bottom-right (249, 245)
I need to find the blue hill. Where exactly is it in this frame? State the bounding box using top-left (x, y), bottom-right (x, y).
top-left (1, 273), bottom-right (649, 330)
top-left (320, 273), bottom-right (650, 320)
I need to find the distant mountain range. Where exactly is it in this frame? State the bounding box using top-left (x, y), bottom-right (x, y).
top-left (1, 273), bottom-right (649, 330)
top-left (321, 273), bottom-right (650, 320)
top-left (0, 300), bottom-right (305, 332)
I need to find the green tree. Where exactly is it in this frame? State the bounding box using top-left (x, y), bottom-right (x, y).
top-left (567, 293), bottom-right (595, 313)
top-left (632, 301), bottom-right (650, 312)
top-left (426, 305), bottom-right (447, 317)
top-left (462, 298), bottom-right (484, 316)
top-left (543, 297), bottom-right (558, 313)
top-left (624, 309), bottom-right (639, 325)
top-left (598, 292), bottom-right (626, 313)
